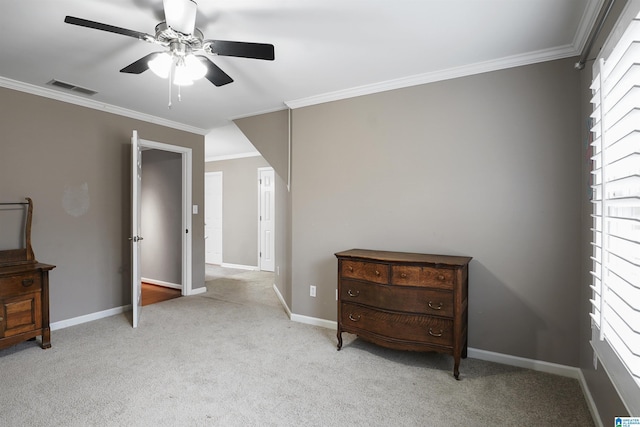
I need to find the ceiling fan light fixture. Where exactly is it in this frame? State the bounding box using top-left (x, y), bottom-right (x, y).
top-left (185, 54), bottom-right (207, 80)
top-left (148, 52), bottom-right (172, 78)
top-left (64, 1), bottom-right (275, 94)
top-left (173, 60), bottom-right (194, 86)
top-left (163, 0), bottom-right (197, 35)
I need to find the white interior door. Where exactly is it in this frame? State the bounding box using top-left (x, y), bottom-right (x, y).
top-left (131, 130), bottom-right (143, 328)
top-left (259, 168), bottom-right (275, 272)
top-left (205, 172), bottom-right (223, 265)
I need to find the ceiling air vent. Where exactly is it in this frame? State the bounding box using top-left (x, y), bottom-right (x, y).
top-left (47, 79), bottom-right (98, 96)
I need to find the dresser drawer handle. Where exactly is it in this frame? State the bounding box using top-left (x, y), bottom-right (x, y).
top-left (347, 289), bottom-right (360, 298)
top-left (348, 266), bottom-right (354, 272)
top-left (400, 272), bottom-right (407, 278)
top-left (437, 274), bottom-right (445, 281)
top-left (428, 301), bottom-right (443, 310)
top-left (348, 313), bottom-right (361, 322)
top-left (22, 279), bottom-right (34, 287)
top-left (428, 328), bottom-right (443, 337)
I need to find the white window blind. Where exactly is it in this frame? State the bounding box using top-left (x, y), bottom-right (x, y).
top-left (589, 4), bottom-right (640, 414)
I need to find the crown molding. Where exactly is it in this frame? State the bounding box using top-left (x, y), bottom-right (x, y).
top-left (285, 44), bottom-right (580, 110)
top-left (205, 151), bottom-right (261, 163)
top-left (229, 104), bottom-right (289, 121)
top-left (573, 0), bottom-right (605, 53)
top-left (0, 76), bottom-right (208, 135)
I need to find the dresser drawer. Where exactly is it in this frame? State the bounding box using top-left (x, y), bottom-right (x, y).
top-left (0, 273), bottom-right (42, 297)
top-left (340, 280), bottom-right (454, 317)
top-left (391, 265), bottom-right (454, 290)
top-left (341, 302), bottom-right (453, 347)
top-left (341, 260), bottom-right (389, 284)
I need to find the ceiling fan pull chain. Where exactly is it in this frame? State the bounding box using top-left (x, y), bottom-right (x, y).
top-left (168, 65), bottom-right (173, 109)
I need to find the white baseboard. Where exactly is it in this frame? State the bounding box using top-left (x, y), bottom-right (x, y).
top-left (466, 347), bottom-right (581, 379)
top-left (467, 349), bottom-right (601, 426)
top-left (285, 313), bottom-right (584, 381)
top-left (50, 287), bottom-right (205, 329)
top-left (290, 313), bottom-right (338, 330)
top-left (50, 305), bottom-right (131, 331)
top-left (141, 277), bottom-right (181, 290)
top-left (190, 286), bottom-right (207, 295)
top-left (221, 263), bottom-right (259, 271)
top-left (576, 369), bottom-right (604, 427)
top-left (272, 283), bottom-right (292, 318)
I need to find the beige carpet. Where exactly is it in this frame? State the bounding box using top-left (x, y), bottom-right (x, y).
top-left (0, 270), bottom-right (595, 426)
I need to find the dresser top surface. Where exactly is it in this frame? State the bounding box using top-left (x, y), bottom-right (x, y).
top-left (335, 249), bottom-right (472, 266)
top-left (0, 262), bottom-right (56, 276)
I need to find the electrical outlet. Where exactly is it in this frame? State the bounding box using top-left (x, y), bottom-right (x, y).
top-left (336, 289), bottom-right (338, 300)
top-left (310, 285), bottom-right (316, 297)
top-left (276, 266), bottom-right (280, 276)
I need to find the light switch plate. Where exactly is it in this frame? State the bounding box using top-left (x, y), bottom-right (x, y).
top-left (192, 204), bottom-right (198, 214)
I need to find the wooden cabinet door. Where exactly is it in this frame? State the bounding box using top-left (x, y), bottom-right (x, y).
top-left (0, 291), bottom-right (41, 338)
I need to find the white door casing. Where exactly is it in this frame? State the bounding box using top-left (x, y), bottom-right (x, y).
top-left (131, 130), bottom-right (143, 328)
top-left (131, 131), bottom-right (194, 328)
top-left (205, 172), bottom-right (223, 265)
top-left (258, 167), bottom-right (275, 272)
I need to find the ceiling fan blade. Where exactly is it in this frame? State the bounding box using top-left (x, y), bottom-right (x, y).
top-left (205, 40), bottom-right (275, 61)
top-left (200, 56), bottom-right (234, 87)
top-left (120, 53), bottom-right (161, 74)
top-left (64, 16), bottom-right (153, 41)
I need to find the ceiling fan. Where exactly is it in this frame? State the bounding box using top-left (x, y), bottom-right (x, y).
top-left (64, 0), bottom-right (274, 88)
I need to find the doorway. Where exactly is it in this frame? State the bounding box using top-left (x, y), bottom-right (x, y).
top-left (135, 138), bottom-right (193, 298)
top-left (141, 149), bottom-right (184, 305)
top-left (131, 132), bottom-right (193, 327)
top-left (141, 283), bottom-right (181, 305)
top-left (205, 171), bottom-right (223, 265)
top-left (258, 167), bottom-right (275, 272)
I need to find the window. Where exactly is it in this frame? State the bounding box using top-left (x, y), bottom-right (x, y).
top-left (589, 2), bottom-right (640, 415)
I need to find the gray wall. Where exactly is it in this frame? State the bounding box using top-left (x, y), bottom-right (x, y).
top-left (290, 57), bottom-right (583, 367)
top-left (141, 149), bottom-right (182, 285)
top-left (240, 58), bottom-right (585, 365)
top-left (236, 55), bottom-right (627, 424)
top-left (0, 87), bottom-right (206, 322)
top-left (234, 110), bottom-right (291, 304)
top-left (235, 110), bottom-right (289, 180)
top-left (241, 59), bottom-right (584, 365)
top-left (205, 156), bottom-right (270, 267)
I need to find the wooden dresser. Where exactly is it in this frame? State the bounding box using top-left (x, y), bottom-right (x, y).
top-left (335, 249), bottom-right (471, 379)
top-left (0, 263), bottom-right (55, 350)
top-left (0, 198), bottom-right (55, 351)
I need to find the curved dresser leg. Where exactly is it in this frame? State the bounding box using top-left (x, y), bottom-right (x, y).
top-left (337, 330), bottom-right (343, 350)
top-left (454, 355), bottom-right (461, 380)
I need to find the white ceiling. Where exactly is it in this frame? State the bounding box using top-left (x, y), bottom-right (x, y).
top-left (205, 122), bottom-right (259, 161)
top-left (0, 1), bottom-right (600, 156)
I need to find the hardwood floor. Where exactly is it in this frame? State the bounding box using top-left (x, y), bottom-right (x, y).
top-left (141, 283), bottom-right (181, 306)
